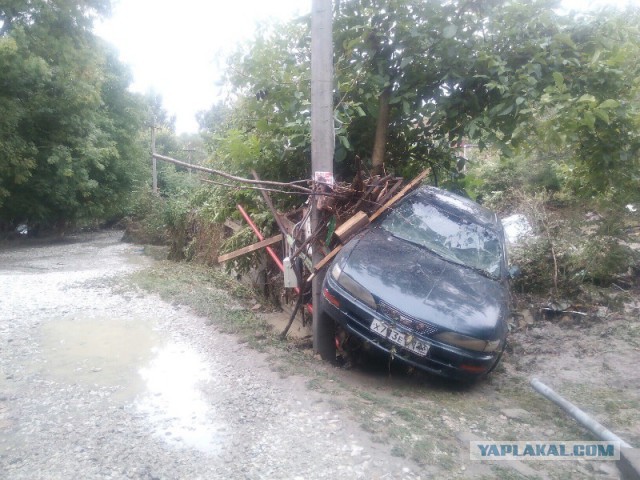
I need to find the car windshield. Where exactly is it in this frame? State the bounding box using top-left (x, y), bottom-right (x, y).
top-left (381, 196), bottom-right (503, 278)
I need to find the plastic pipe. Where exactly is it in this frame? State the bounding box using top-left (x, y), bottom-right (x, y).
top-left (531, 378), bottom-right (632, 448)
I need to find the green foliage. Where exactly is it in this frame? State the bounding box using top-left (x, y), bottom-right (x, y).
top-left (200, 19), bottom-right (313, 218)
top-left (569, 235), bottom-right (637, 286)
top-left (124, 158), bottom-right (207, 246)
top-left (0, 0), bottom-right (148, 232)
top-left (459, 147), bottom-right (565, 207)
top-left (529, 10), bottom-right (640, 198)
top-left (331, 0), bottom-right (532, 176)
top-left (218, 209), bottom-right (279, 275)
top-left (512, 232), bottom-right (639, 296)
top-left (123, 188), bottom-right (169, 245)
top-left (197, 0), bottom-right (639, 208)
top-left (506, 193), bottom-right (639, 297)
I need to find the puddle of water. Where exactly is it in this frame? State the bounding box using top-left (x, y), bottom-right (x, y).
top-left (39, 316), bottom-right (159, 396)
top-left (136, 343), bottom-right (225, 453)
top-left (38, 316), bottom-right (224, 453)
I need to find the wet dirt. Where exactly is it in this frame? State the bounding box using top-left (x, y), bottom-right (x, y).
top-left (0, 231), bottom-right (423, 479)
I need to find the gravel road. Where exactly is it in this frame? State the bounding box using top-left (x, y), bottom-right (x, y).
top-left (0, 231), bottom-right (423, 479)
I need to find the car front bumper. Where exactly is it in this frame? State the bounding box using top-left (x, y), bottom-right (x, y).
top-left (322, 276), bottom-right (503, 381)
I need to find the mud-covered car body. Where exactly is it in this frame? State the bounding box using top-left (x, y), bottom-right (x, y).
top-left (322, 186), bottom-right (510, 380)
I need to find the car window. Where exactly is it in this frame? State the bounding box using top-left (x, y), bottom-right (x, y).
top-left (381, 198), bottom-right (503, 278)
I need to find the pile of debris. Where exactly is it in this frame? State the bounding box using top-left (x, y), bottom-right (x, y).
top-left (219, 169), bottom-right (430, 286)
top-left (326, 174), bottom-right (406, 222)
top-left (151, 150), bottom-right (431, 337)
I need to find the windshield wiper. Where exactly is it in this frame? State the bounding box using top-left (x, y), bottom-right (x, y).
top-left (388, 231), bottom-right (499, 280)
top-left (461, 262), bottom-right (499, 280)
top-left (388, 231), bottom-right (463, 265)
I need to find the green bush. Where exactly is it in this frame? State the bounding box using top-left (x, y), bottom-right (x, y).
top-left (506, 192), bottom-right (639, 298)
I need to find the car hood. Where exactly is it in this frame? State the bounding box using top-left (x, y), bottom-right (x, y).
top-left (340, 227), bottom-right (508, 338)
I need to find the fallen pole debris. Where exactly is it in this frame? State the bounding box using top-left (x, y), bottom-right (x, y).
top-left (530, 378), bottom-right (632, 448)
top-left (236, 204), bottom-right (300, 295)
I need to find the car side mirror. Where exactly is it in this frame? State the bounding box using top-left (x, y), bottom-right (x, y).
top-left (508, 265), bottom-right (521, 279)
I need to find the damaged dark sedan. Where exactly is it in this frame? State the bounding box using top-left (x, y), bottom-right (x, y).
top-left (321, 185), bottom-right (511, 381)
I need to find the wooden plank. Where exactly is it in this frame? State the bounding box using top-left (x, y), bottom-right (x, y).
top-left (306, 245), bottom-right (342, 282)
top-left (369, 168), bottom-right (431, 222)
top-left (217, 234), bottom-right (283, 264)
top-left (334, 211), bottom-right (369, 243)
top-left (375, 178), bottom-right (404, 207)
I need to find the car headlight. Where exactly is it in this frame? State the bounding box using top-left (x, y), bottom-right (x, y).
top-left (330, 263), bottom-right (377, 310)
top-left (435, 331), bottom-right (502, 353)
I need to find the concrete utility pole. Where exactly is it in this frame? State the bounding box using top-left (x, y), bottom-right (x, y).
top-left (311, 0), bottom-right (335, 360)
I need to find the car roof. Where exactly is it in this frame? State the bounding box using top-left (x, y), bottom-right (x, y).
top-left (409, 185), bottom-right (500, 229)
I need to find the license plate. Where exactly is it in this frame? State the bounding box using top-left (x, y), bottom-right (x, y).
top-left (370, 319), bottom-right (430, 357)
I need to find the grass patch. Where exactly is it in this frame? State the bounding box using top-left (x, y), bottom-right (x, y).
top-left (558, 384), bottom-right (640, 433)
top-left (125, 260), bottom-right (265, 338)
top-left (609, 320), bottom-right (640, 348)
top-left (396, 407), bottom-right (419, 423)
top-left (484, 466), bottom-right (532, 479)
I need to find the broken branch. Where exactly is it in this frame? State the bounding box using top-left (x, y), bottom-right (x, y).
top-left (153, 153), bottom-right (313, 194)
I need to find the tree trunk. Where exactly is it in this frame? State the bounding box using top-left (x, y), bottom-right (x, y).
top-left (371, 87), bottom-right (391, 176)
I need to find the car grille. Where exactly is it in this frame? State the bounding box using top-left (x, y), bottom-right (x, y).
top-left (378, 301), bottom-right (441, 337)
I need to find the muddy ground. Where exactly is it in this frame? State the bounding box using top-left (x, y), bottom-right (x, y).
top-left (1, 231), bottom-right (639, 479)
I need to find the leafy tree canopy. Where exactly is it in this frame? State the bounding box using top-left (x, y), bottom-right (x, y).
top-left (200, 0), bottom-right (639, 205)
top-left (0, 0), bottom-right (150, 231)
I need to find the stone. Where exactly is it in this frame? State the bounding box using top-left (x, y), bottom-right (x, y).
top-left (501, 408), bottom-right (532, 422)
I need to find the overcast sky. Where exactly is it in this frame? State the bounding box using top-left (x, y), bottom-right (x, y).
top-left (95, 0), bottom-right (638, 134)
top-left (95, 0), bottom-right (311, 133)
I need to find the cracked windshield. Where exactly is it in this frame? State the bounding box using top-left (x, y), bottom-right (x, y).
top-left (381, 196), bottom-right (502, 278)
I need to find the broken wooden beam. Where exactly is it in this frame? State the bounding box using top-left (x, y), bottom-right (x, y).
top-left (334, 211), bottom-right (369, 244)
top-left (217, 234), bottom-right (283, 264)
top-left (306, 169), bottom-right (431, 282)
top-left (306, 245), bottom-right (342, 283)
top-left (237, 204), bottom-right (285, 272)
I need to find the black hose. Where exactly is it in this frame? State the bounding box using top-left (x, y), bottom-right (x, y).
top-left (280, 290), bottom-right (303, 340)
top-left (280, 259), bottom-right (305, 339)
